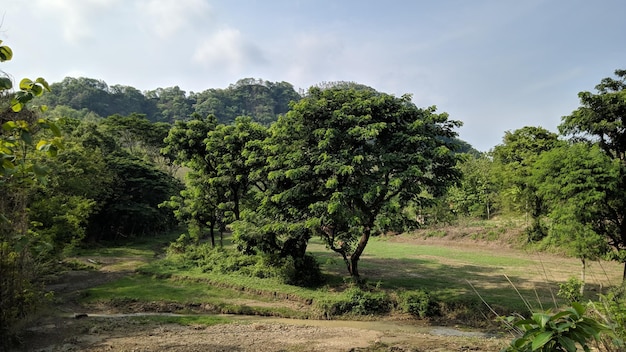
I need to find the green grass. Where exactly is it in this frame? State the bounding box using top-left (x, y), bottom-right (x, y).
top-left (130, 314), bottom-right (230, 326)
top-left (85, 274), bottom-right (222, 303)
top-left (74, 224), bottom-right (623, 322)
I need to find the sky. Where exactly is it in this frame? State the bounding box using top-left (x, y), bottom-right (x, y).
top-left (1, 0), bottom-right (625, 151)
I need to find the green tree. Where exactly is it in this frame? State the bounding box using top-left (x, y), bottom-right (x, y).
top-left (162, 114), bottom-right (225, 244)
top-left (533, 143), bottom-right (615, 290)
top-left (559, 69), bottom-right (626, 279)
top-left (447, 153), bottom-right (498, 219)
top-left (190, 78), bottom-right (301, 125)
top-left (262, 86), bottom-right (462, 278)
top-left (0, 40), bottom-right (63, 347)
top-left (492, 126), bottom-right (562, 240)
top-left (205, 116), bottom-right (268, 220)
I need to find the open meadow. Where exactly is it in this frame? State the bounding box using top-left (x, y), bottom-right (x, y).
top-left (20, 221), bottom-right (624, 351)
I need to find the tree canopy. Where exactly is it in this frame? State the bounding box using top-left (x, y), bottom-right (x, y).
top-left (559, 69), bottom-right (626, 278)
top-left (256, 87), bottom-right (462, 278)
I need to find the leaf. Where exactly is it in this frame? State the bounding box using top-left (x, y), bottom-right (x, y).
top-left (36, 140), bottom-right (49, 151)
top-left (0, 45), bottom-right (13, 61)
top-left (10, 98), bottom-right (23, 112)
top-left (2, 121), bottom-right (17, 131)
top-left (558, 336), bottom-right (578, 352)
top-left (0, 77), bottom-right (12, 90)
top-left (570, 302), bottom-right (586, 317)
top-left (19, 78), bottom-right (34, 90)
top-left (31, 84), bottom-right (43, 96)
top-left (531, 331), bottom-right (554, 350)
top-left (35, 77), bottom-right (51, 91)
top-left (20, 130), bottom-right (32, 145)
top-left (48, 122), bottom-right (62, 136)
top-left (32, 163), bottom-right (48, 177)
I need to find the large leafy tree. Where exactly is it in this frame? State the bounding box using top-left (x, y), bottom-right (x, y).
top-left (559, 69), bottom-right (626, 279)
top-left (533, 143), bottom-right (616, 287)
top-left (492, 126), bottom-right (562, 239)
top-left (205, 116), bottom-right (268, 221)
top-left (163, 115), bottom-right (267, 244)
top-left (263, 86), bottom-right (462, 278)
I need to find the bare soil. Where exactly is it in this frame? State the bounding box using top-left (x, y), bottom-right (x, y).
top-left (19, 314), bottom-right (508, 352)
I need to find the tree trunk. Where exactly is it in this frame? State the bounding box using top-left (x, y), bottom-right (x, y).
top-left (209, 222), bottom-right (215, 248)
top-left (580, 257), bottom-right (586, 297)
top-left (348, 227), bottom-right (372, 279)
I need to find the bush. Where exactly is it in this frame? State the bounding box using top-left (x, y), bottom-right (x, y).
top-left (173, 243), bottom-right (323, 287)
top-left (558, 277), bottom-right (583, 304)
top-left (317, 286), bottom-right (392, 317)
top-left (399, 290), bottom-right (436, 318)
top-left (279, 254), bottom-right (324, 287)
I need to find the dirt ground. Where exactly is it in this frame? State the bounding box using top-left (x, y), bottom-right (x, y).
top-left (19, 313), bottom-right (508, 352)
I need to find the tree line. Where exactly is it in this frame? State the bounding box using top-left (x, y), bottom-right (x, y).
top-left (34, 76), bottom-right (301, 124)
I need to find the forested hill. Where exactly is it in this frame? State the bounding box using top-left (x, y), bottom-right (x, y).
top-left (34, 76), bottom-right (478, 154)
top-left (34, 77), bottom-right (302, 125)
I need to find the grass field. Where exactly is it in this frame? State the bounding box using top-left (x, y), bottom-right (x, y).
top-left (76, 222), bottom-right (624, 324)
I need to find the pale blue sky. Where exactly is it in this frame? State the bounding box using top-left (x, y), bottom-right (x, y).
top-left (1, 0), bottom-right (625, 151)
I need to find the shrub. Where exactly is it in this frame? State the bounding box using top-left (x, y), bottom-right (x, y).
top-left (172, 243), bottom-right (323, 287)
top-left (314, 286), bottom-right (393, 318)
top-left (347, 287), bottom-right (391, 315)
top-left (502, 302), bottom-right (610, 352)
top-left (399, 290), bottom-right (436, 318)
top-left (557, 277), bottom-right (583, 304)
top-left (279, 254), bottom-right (324, 287)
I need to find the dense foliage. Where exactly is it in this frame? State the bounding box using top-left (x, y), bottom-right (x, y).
top-left (35, 77), bottom-right (301, 124)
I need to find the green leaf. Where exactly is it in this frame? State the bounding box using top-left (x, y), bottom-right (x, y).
top-left (558, 336), bottom-right (578, 352)
top-left (0, 45), bottom-right (13, 61)
top-left (32, 163), bottom-right (48, 177)
top-left (570, 302), bottom-right (586, 317)
top-left (19, 78), bottom-right (34, 90)
top-left (10, 98), bottom-right (23, 112)
top-left (36, 140), bottom-right (49, 151)
top-left (0, 77), bottom-right (12, 90)
top-left (2, 158), bottom-right (15, 171)
top-left (2, 121), bottom-right (17, 131)
top-left (35, 77), bottom-right (51, 91)
top-left (49, 122), bottom-right (61, 136)
top-left (31, 84), bottom-right (43, 96)
top-left (531, 331), bottom-right (554, 350)
top-left (20, 131), bottom-right (32, 144)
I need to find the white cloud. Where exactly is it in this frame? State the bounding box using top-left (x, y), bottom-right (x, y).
top-left (282, 31), bottom-right (346, 86)
top-left (192, 28), bottom-right (266, 73)
top-left (32, 0), bottom-right (121, 44)
top-left (136, 0), bottom-right (213, 39)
